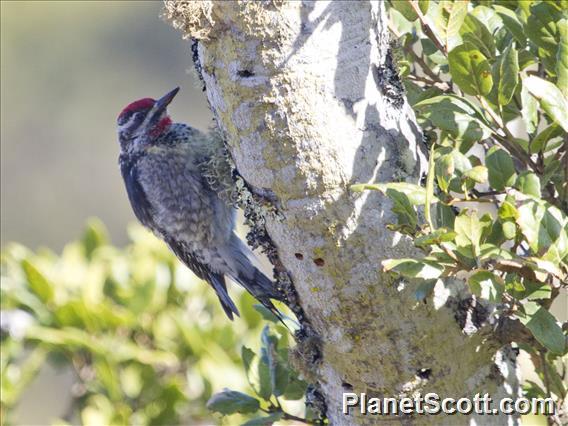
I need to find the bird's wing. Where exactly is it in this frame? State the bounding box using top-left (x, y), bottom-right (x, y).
top-left (166, 237), bottom-right (240, 320)
top-left (119, 153), bottom-right (159, 231)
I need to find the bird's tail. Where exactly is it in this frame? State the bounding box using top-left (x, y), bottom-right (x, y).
top-left (208, 272), bottom-right (240, 320)
top-left (224, 234), bottom-right (285, 322)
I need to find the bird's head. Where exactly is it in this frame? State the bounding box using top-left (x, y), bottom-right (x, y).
top-left (117, 87), bottom-right (179, 150)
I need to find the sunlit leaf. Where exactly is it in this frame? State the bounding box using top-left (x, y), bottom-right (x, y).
top-left (459, 14), bottom-right (495, 59)
top-left (525, 2), bottom-right (562, 53)
top-left (454, 210), bottom-right (483, 252)
top-left (557, 19), bottom-right (568, 96)
top-left (442, 0), bottom-right (469, 51)
top-left (518, 302), bottom-right (567, 355)
top-left (494, 5), bottom-right (526, 47)
top-left (498, 45), bottom-right (519, 106)
top-left (530, 124), bottom-right (563, 154)
top-left (21, 259), bottom-right (54, 304)
top-left (462, 165), bottom-right (488, 184)
top-left (516, 199), bottom-right (568, 260)
top-left (241, 412), bottom-right (284, 426)
top-left (382, 258), bottom-right (445, 279)
top-left (415, 95), bottom-right (492, 142)
top-left (514, 172), bottom-right (541, 198)
top-left (485, 147), bottom-right (517, 191)
top-left (414, 279), bottom-right (438, 302)
top-left (523, 76), bottom-right (568, 132)
top-left (448, 45), bottom-right (493, 96)
top-left (521, 82), bottom-right (538, 134)
top-left (468, 270), bottom-right (503, 301)
top-left (206, 389), bottom-right (260, 415)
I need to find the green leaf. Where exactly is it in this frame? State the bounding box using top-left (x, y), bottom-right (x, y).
top-left (283, 375), bottom-right (307, 400)
top-left (516, 199), bottom-right (568, 259)
top-left (382, 258), bottom-right (445, 279)
top-left (518, 302), bottom-right (567, 355)
top-left (470, 5), bottom-right (502, 35)
top-left (119, 365), bottom-right (142, 399)
top-left (434, 203), bottom-right (456, 229)
top-left (435, 153), bottom-right (453, 193)
top-left (350, 182), bottom-right (438, 205)
top-left (415, 95), bottom-right (492, 142)
top-left (454, 210), bottom-right (483, 251)
top-left (241, 413), bottom-right (284, 426)
top-left (493, 5), bottom-right (527, 47)
top-left (21, 259), bottom-right (54, 304)
top-left (462, 165), bottom-right (488, 184)
top-left (418, 0), bottom-right (429, 15)
top-left (468, 270), bottom-right (503, 301)
top-left (414, 229), bottom-right (457, 248)
top-left (253, 304), bottom-right (280, 323)
top-left (242, 346), bottom-right (256, 382)
top-left (518, 49), bottom-right (537, 71)
top-left (82, 218), bottom-right (109, 259)
top-left (514, 172), bottom-right (541, 198)
top-left (442, 0), bottom-right (469, 51)
top-left (523, 381), bottom-right (547, 400)
top-left (557, 19), bottom-right (568, 96)
top-left (414, 279), bottom-right (437, 302)
top-left (523, 76), bottom-right (568, 132)
top-left (523, 281), bottom-right (552, 301)
top-left (485, 146), bottom-right (517, 191)
top-left (403, 80), bottom-right (445, 107)
top-left (542, 359), bottom-right (568, 399)
top-left (525, 2), bottom-right (562, 53)
top-left (389, 0), bottom-right (419, 22)
top-left (258, 361), bottom-right (272, 400)
top-left (459, 14), bottom-right (496, 59)
top-left (498, 45), bottom-right (519, 106)
top-left (425, 143), bottom-right (435, 230)
top-left (206, 389), bottom-right (260, 415)
top-left (260, 326), bottom-right (289, 397)
top-left (448, 45), bottom-right (493, 96)
top-left (386, 189), bottom-right (418, 229)
top-left (521, 82), bottom-right (539, 134)
top-left (502, 221), bottom-right (517, 240)
top-left (530, 124), bottom-right (563, 154)
top-left (390, 8), bottom-right (414, 35)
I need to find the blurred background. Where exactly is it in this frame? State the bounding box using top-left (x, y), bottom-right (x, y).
top-left (1, 0), bottom-right (212, 250)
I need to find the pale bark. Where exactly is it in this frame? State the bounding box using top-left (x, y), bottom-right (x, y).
top-left (164, 1), bottom-right (520, 424)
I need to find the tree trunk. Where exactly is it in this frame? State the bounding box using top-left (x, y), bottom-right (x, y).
top-left (164, 1), bottom-right (520, 424)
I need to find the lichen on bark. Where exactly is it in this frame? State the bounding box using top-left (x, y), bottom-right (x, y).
top-left (164, 1), bottom-right (521, 424)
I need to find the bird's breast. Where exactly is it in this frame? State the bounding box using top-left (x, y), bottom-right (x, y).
top-left (135, 148), bottom-right (229, 247)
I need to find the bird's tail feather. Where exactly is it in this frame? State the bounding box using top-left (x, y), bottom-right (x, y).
top-left (225, 234), bottom-right (286, 324)
top-left (226, 234), bottom-right (281, 299)
top-left (209, 272), bottom-right (239, 320)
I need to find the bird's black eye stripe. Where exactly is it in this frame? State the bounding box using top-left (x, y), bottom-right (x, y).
top-left (118, 111), bottom-right (133, 126)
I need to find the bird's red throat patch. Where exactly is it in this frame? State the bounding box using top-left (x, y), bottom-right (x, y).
top-left (150, 117), bottom-right (172, 137)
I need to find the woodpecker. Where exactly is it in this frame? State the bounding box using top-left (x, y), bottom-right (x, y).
top-left (116, 87), bottom-right (281, 320)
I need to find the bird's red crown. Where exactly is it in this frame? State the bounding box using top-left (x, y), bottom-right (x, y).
top-left (117, 98), bottom-right (155, 120)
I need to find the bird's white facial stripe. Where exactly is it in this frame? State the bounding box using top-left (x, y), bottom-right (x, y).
top-left (118, 113), bottom-right (138, 133)
top-left (140, 104), bottom-right (160, 130)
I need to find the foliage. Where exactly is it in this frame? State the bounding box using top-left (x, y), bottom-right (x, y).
top-left (0, 220), bottom-right (307, 425)
top-left (357, 0), bottom-right (568, 418)
top-left (206, 324), bottom-right (319, 425)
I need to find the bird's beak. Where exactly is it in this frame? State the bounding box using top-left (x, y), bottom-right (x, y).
top-left (140, 87), bottom-right (179, 134)
top-left (154, 87), bottom-right (180, 114)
